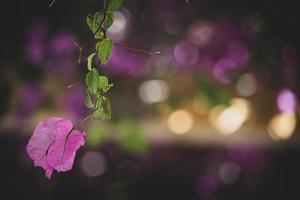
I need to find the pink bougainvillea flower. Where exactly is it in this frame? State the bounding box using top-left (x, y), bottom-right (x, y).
top-left (26, 117), bottom-right (86, 179)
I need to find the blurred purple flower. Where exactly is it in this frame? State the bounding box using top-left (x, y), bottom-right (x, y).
top-left (60, 86), bottom-right (89, 120)
top-left (226, 40), bottom-right (249, 67)
top-left (213, 20), bottom-right (239, 46)
top-left (174, 41), bottom-right (198, 67)
top-left (187, 21), bottom-right (215, 47)
top-left (45, 59), bottom-right (77, 80)
top-left (106, 47), bottom-right (149, 76)
top-left (20, 82), bottom-right (44, 113)
top-left (213, 58), bottom-right (237, 84)
top-left (25, 20), bottom-right (48, 64)
top-left (48, 33), bottom-right (77, 57)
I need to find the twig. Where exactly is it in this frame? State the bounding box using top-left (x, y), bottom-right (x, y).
top-left (96, 59), bottom-right (101, 70)
top-left (67, 82), bottom-right (80, 89)
top-left (74, 42), bottom-right (83, 64)
top-left (49, 0), bottom-right (56, 7)
top-left (75, 114), bottom-right (92, 128)
top-left (114, 43), bottom-right (161, 55)
top-left (94, 1), bottom-right (107, 38)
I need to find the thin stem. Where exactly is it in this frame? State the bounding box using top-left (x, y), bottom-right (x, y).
top-left (114, 43), bottom-right (161, 55)
top-left (94, 1), bottom-right (107, 38)
top-left (49, 0), bottom-right (56, 7)
top-left (94, 1), bottom-right (108, 71)
top-left (74, 42), bottom-right (84, 64)
top-left (67, 82), bottom-right (80, 89)
top-left (74, 114), bottom-right (92, 129)
top-left (96, 59), bottom-right (101, 70)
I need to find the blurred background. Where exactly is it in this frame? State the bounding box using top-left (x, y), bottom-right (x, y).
top-left (1, 0), bottom-right (300, 199)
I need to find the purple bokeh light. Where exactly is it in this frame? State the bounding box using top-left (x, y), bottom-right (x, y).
top-left (213, 58), bottom-right (236, 84)
top-left (226, 40), bottom-right (249, 67)
top-left (48, 33), bottom-right (77, 57)
top-left (277, 89), bottom-right (297, 114)
top-left (20, 82), bottom-right (44, 113)
top-left (174, 41), bottom-right (198, 67)
top-left (25, 20), bottom-right (48, 64)
top-left (60, 85), bottom-right (89, 120)
top-left (106, 46), bottom-right (149, 76)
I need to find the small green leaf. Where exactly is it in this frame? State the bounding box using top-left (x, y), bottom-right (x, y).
top-left (86, 69), bottom-right (99, 95)
top-left (95, 31), bottom-right (104, 39)
top-left (86, 13), bottom-right (94, 31)
top-left (87, 53), bottom-right (96, 71)
top-left (92, 11), bottom-right (105, 39)
top-left (92, 108), bottom-right (106, 120)
top-left (103, 12), bottom-right (114, 30)
top-left (101, 97), bottom-right (112, 119)
top-left (96, 38), bottom-right (113, 64)
top-left (98, 75), bottom-right (113, 92)
top-left (85, 91), bottom-right (94, 108)
top-left (92, 96), bottom-right (111, 120)
top-left (105, 0), bottom-right (124, 11)
top-left (93, 11), bottom-right (101, 32)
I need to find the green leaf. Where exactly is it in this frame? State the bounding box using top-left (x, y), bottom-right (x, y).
top-left (105, 0), bottom-right (124, 11)
top-left (92, 96), bottom-right (111, 120)
top-left (101, 97), bottom-right (112, 119)
top-left (103, 12), bottom-right (114, 30)
top-left (98, 75), bottom-right (113, 92)
top-left (92, 12), bottom-right (104, 39)
top-left (92, 109), bottom-right (105, 120)
top-left (87, 53), bottom-right (96, 71)
top-left (96, 38), bottom-right (113, 64)
top-left (94, 31), bottom-right (104, 39)
top-left (86, 13), bottom-right (94, 31)
top-left (85, 91), bottom-right (94, 108)
top-left (93, 11), bottom-right (101, 32)
top-left (86, 69), bottom-right (99, 95)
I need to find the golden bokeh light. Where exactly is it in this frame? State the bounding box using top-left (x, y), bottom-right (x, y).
top-left (167, 109), bottom-right (194, 134)
top-left (267, 113), bottom-right (296, 141)
top-left (210, 98), bottom-right (250, 135)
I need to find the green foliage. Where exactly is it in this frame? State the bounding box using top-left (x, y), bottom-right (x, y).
top-left (86, 13), bottom-right (94, 31)
top-left (85, 91), bottom-right (94, 108)
top-left (87, 53), bottom-right (96, 71)
top-left (86, 69), bottom-right (99, 96)
top-left (106, 0), bottom-right (124, 11)
top-left (87, 12), bottom-right (104, 39)
top-left (103, 12), bottom-right (114, 30)
top-left (84, 0), bottom-right (123, 121)
top-left (92, 96), bottom-right (111, 120)
top-left (99, 75), bottom-right (114, 92)
top-left (85, 69), bottom-right (112, 120)
top-left (96, 38), bottom-right (113, 64)
top-left (85, 68), bottom-right (112, 120)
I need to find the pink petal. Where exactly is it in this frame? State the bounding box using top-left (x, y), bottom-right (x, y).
top-left (26, 117), bottom-right (86, 179)
top-left (26, 118), bottom-right (65, 177)
top-left (47, 129), bottom-right (86, 172)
